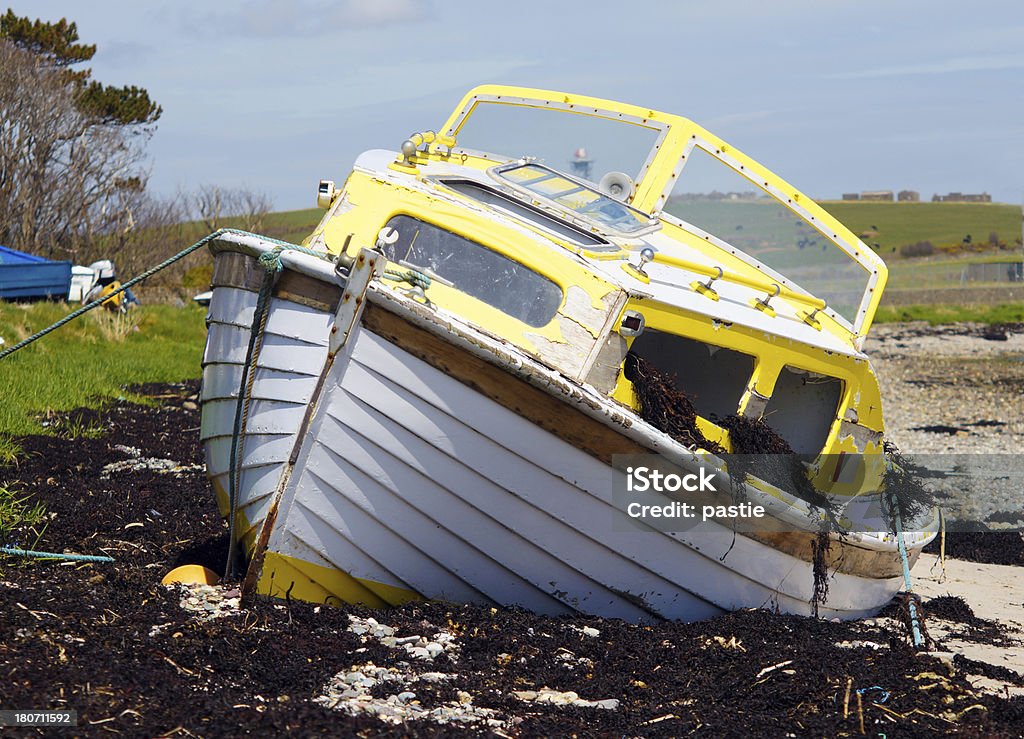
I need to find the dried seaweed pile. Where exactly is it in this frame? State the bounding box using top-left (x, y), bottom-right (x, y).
top-left (623, 353), bottom-right (723, 453)
top-left (2, 384), bottom-right (1024, 736)
top-left (925, 596), bottom-right (996, 631)
top-left (717, 415), bottom-right (833, 509)
top-left (718, 413), bottom-right (794, 456)
top-left (924, 531), bottom-right (1024, 566)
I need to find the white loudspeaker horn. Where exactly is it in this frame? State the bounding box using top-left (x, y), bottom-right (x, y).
top-left (598, 171), bottom-right (634, 201)
top-left (317, 179), bottom-right (336, 209)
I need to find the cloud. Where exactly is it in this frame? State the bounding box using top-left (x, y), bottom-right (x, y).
top-left (703, 110), bottom-right (777, 129)
top-left (197, 0), bottom-right (428, 37)
top-left (826, 53), bottom-right (1024, 80)
top-left (330, 0), bottom-right (424, 26)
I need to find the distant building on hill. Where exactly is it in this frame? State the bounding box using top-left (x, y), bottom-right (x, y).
top-left (860, 190), bottom-right (894, 202)
top-left (842, 192), bottom-right (860, 201)
top-left (931, 192), bottom-right (992, 203)
top-left (897, 190), bottom-right (919, 202)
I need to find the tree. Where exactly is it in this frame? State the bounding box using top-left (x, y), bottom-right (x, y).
top-left (0, 10), bottom-right (161, 261)
top-left (195, 184), bottom-right (273, 234)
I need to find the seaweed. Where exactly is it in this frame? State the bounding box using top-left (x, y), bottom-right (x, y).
top-left (810, 528), bottom-right (832, 618)
top-left (623, 353), bottom-right (723, 454)
top-left (717, 414), bottom-right (843, 617)
top-left (880, 440), bottom-right (937, 534)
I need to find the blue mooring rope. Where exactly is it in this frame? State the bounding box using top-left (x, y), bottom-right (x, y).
top-left (1, 547), bottom-right (114, 563)
top-left (885, 458), bottom-right (925, 648)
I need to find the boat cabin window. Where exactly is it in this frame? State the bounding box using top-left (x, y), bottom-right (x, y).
top-left (379, 215), bottom-right (563, 327)
top-left (665, 146), bottom-right (871, 324)
top-left (439, 179), bottom-right (618, 251)
top-left (493, 163), bottom-right (655, 235)
top-left (762, 366), bottom-right (843, 455)
top-left (628, 330), bottom-right (755, 420)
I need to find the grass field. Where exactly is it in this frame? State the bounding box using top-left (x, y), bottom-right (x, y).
top-left (665, 198), bottom-right (1022, 293)
top-left (193, 201), bottom-right (1024, 297)
top-left (267, 201), bottom-right (1023, 259)
top-left (872, 302), bottom-right (1024, 325)
top-left (0, 302), bottom-right (207, 436)
top-left (818, 201), bottom-right (1021, 255)
top-left (666, 199), bottom-right (1021, 257)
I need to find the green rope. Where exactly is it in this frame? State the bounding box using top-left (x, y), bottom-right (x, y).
top-left (225, 254), bottom-right (281, 580)
top-left (1, 546), bottom-right (114, 563)
top-left (382, 267), bottom-right (431, 291)
top-left (0, 229), bottom-right (320, 363)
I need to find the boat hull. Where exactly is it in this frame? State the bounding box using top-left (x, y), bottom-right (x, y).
top-left (200, 234), bottom-right (932, 622)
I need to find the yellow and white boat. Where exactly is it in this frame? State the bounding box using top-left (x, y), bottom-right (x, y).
top-left (199, 85), bottom-right (935, 621)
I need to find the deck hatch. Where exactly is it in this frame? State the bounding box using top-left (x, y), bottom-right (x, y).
top-left (379, 215), bottom-right (563, 327)
top-left (627, 330), bottom-right (755, 421)
top-left (493, 163), bottom-right (656, 236)
top-left (438, 179), bottom-right (616, 250)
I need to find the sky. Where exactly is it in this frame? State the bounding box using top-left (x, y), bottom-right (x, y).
top-left (9, 0), bottom-right (1024, 210)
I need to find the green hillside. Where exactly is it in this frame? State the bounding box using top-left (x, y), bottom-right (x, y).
top-left (197, 201), bottom-right (1022, 296)
top-left (262, 201), bottom-right (1022, 262)
top-left (818, 201), bottom-right (1021, 256)
top-left (256, 208), bottom-right (324, 244)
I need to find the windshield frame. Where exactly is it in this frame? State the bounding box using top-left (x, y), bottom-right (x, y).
top-left (441, 91), bottom-right (671, 212)
top-left (668, 138), bottom-right (883, 334)
top-left (435, 85), bottom-right (889, 339)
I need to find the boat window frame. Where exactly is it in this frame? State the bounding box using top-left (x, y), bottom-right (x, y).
top-left (431, 176), bottom-right (619, 251)
top-left (376, 213), bottom-right (566, 328)
top-left (440, 92), bottom-right (671, 213)
top-left (667, 139), bottom-right (883, 334)
top-left (434, 86), bottom-right (888, 337)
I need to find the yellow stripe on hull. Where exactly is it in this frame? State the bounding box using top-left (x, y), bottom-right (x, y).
top-left (257, 550), bottom-right (422, 608)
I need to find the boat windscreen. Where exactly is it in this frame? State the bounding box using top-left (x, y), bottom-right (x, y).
top-left (494, 163), bottom-right (654, 235)
top-left (450, 101), bottom-right (663, 188)
top-left (666, 146), bottom-right (872, 325)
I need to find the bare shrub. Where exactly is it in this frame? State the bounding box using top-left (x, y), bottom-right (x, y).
top-left (88, 308), bottom-right (140, 342)
top-left (194, 184), bottom-right (272, 233)
top-left (899, 241), bottom-right (935, 258)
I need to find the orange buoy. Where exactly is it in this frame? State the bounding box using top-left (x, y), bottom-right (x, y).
top-left (161, 564), bottom-right (221, 586)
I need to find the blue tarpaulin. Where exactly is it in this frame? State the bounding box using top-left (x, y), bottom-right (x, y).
top-left (0, 245), bottom-right (72, 300)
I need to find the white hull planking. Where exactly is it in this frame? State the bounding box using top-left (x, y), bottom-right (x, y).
top-left (201, 285), bottom-right (331, 538)
top-left (255, 310), bottom-right (903, 621)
